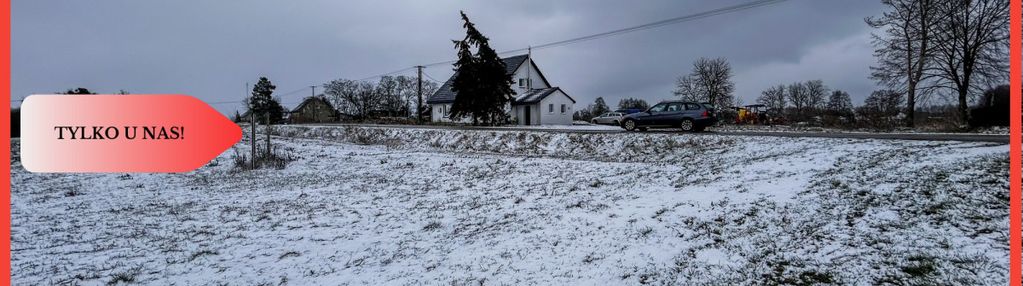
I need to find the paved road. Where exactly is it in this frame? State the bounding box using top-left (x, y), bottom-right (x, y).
top-left (296, 123), bottom-right (1010, 144)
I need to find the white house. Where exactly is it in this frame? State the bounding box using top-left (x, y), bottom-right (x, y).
top-left (426, 54), bottom-right (576, 125)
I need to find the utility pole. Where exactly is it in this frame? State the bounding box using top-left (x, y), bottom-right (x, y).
top-left (310, 85), bottom-right (316, 97)
top-left (527, 46), bottom-right (532, 91)
top-left (265, 112), bottom-right (271, 156)
top-left (249, 111), bottom-right (256, 168)
top-left (246, 82), bottom-right (255, 169)
top-left (416, 65), bottom-right (424, 124)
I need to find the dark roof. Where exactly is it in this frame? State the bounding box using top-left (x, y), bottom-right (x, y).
top-left (512, 87), bottom-right (576, 105)
top-left (501, 54), bottom-right (529, 75)
top-left (426, 54), bottom-right (553, 104)
top-left (292, 96), bottom-right (335, 113)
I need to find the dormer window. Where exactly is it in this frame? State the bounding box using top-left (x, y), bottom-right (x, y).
top-left (518, 78), bottom-right (531, 88)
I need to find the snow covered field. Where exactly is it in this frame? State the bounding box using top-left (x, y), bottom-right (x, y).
top-left (11, 126), bottom-right (1010, 285)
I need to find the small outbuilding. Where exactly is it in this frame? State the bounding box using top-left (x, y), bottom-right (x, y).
top-left (289, 96), bottom-right (337, 124)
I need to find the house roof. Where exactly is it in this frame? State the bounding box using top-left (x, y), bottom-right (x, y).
top-left (512, 87), bottom-right (576, 105)
top-left (292, 96), bottom-right (335, 113)
top-left (426, 54), bottom-right (553, 104)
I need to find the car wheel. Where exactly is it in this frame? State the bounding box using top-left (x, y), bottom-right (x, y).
top-left (613, 120), bottom-right (620, 126)
top-left (623, 119), bottom-right (637, 131)
top-left (591, 119), bottom-right (598, 124)
top-left (680, 119), bottom-right (695, 132)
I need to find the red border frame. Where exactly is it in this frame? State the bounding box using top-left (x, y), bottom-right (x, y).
top-left (1011, 0), bottom-right (1021, 284)
top-left (2, 0), bottom-right (10, 282)
top-left (0, 1), bottom-right (1019, 284)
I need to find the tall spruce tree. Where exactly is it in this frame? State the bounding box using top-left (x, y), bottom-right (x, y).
top-left (591, 97), bottom-right (611, 116)
top-left (448, 11), bottom-right (515, 125)
top-left (246, 77), bottom-right (285, 124)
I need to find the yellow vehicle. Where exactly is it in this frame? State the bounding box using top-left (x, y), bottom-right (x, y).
top-left (734, 104), bottom-right (766, 125)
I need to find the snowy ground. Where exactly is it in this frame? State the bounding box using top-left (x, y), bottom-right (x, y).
top-left (710, 123), bottom-right (1010, 135)
top-left (11, 126), bottom-right (1010, 285)
top-left (487, 122), bottom-right (622, 131)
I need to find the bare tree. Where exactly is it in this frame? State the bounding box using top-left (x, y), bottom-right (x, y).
top-left (930, 0), bottom-right (1009, 124)
top-left (804, 79), bottom-right (829, 113)
top-left (673, 57), bottom-right (735, 107)
top-left (857, 89), bottom-right (905, 129)
top-left (867, 0), bottom-right (938, 127)
top-left (756, 85), bottom-right (787, 114)
top-left (323, 79), bottom-right (377, 119)
top-left (396, 76), bottom-right (417, 117)
top-left (323, 79), bottom-right (357, 116)
top-left (826, 90), bottom-right (854, 116)
top-left (825, 90), bottom-right (855, 126)
top-left (673, 75), bottom-right (702, 102)
top-left (376, 76), bottom-right (405, 116)
top-left (786, 81), bottom-right (809, 120)
top-left (396, 77), bottom-right (438, 118)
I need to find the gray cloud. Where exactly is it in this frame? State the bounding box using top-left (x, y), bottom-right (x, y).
top-left (13, 0), bottom-right (885, 114)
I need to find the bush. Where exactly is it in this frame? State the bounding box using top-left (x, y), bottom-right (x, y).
top-left (232, 146), bottom-right (296, 171)
top-left (856, 90), bottom-right (904, 130)
top-left (969, 85), bottom-right (1009, 128)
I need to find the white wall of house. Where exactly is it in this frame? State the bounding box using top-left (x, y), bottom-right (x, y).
top-left (538, 89), bottom-right (574, 125)
top-left (510, 60), bottom-right (550, 95)
top-left (511, 104), bottom-right (540, 125)
top-left (433, 103), bottom-right (518, 124)
top-left (431, 103), bottom-right (470, 123)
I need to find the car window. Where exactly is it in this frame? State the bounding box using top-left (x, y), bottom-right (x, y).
top-left (685, 103), bottom-right (701, 110)
top-left (648, 104), bottom-right (667, 112)
top-left (666, 103), bottom-right (683, 111)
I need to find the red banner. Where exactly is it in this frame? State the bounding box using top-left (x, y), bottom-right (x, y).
top-left (20, 94), bottom-right (242, 172)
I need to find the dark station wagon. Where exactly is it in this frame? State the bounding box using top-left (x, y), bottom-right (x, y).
top-left (620, 101), bottom-right (717, 132)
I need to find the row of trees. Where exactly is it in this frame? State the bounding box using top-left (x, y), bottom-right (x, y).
top-left (321, 75), bottom-right (438, 120)
top-left (756, 80), bottom-right (848, 122)
top-left (240, 73), bottom-right (440, 124)
top-left (755, 78), bottom-right (913, 129)
top-left (868, 0), bottom-right (1008, 127)
top-left (754, 78), bottom-right (1010, 130)
top-left (572, 97), bottom-right (650, 121)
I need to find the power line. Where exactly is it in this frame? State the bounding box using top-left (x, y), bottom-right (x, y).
top-left (422, 71), bottom-right (443, 83)
top-left (207, 100), bottom-right (246, 105)
top-left (419, 0), bottom-right (789, 68)
top-left (236, 0), bottom-right (788, 105)
top-left (356, 66), bottom-right (418, 82)
top-left (275, 86), bottom-right (312, 98)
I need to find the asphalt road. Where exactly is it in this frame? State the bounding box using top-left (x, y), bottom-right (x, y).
top-left (296, 123), bottom-right (1010, 144)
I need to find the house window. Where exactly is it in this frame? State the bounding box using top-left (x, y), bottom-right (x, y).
top-left (549, 104), bottom-right (554, 113)
top-left (561, 104), bottom-right (566, 114)
top-left (519, 78), bottom-right (531, 88)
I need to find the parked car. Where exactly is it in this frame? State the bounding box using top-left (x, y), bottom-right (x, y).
top-left (591, 112), bottom-right (625, 125)
top-left (620, 101), bottom-right (717, 132)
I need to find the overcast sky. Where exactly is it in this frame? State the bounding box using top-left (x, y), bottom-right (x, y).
top-left (13, 0), bottom-right (886, 115)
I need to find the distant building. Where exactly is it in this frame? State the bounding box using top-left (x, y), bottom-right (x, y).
top-left (426, 54), bottom-right (576, 125)
top-left (289, 96), bottom-right (337, 123)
